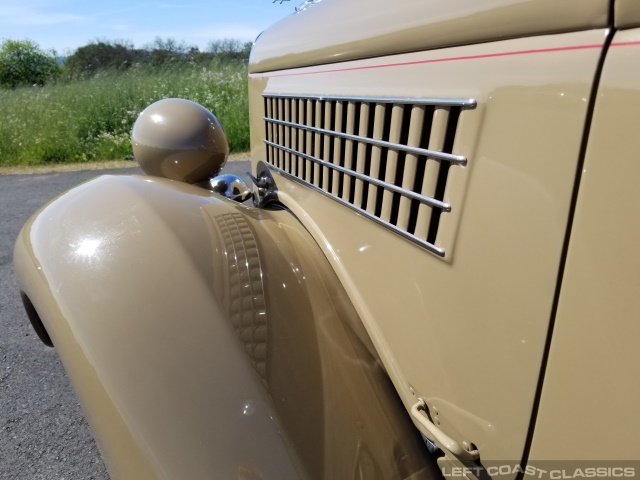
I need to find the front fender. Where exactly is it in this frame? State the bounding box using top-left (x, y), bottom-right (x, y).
top-left (13, 175), bottom-right (437, 480)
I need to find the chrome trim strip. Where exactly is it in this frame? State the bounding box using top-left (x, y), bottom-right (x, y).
top-left (263, 93), bottom-right (477, 108)
top-left (263, 118), bottom-right (467, 165)
top-left (264, 140), bottom-right (451, 211)
top-left (266, 163), bottom-right (446, 257)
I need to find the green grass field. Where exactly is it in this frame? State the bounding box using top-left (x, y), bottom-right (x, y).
top-left (0, 60), bottom-right (249, 166)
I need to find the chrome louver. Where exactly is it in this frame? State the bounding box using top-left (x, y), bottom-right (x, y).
top-left (262, 94), bottom-right (476, 257)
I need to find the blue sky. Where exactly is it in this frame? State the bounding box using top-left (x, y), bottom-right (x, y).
top-left (0, 0), bottom-right (296, 54)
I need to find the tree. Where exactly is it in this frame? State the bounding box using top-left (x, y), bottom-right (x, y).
top-left (65, 40), bottom-right (143, 76)
top-left (0, 39), bottom-right (60, 88)
top-left (143, 37), bottom-right (207, 67)
top-left (206, 39), bottom-right (252, 61)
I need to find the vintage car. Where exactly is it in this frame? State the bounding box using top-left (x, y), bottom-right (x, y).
top-left (13, 0), bottom-right (640, 479)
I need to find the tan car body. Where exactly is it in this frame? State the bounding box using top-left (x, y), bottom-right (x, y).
top-left (13, 0), bottom-right (640, 479)
top-left (14, 175), bottom-right (438, 479)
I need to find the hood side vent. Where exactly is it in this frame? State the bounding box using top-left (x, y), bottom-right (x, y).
top-left (263, 94), bottom-right (475, 257)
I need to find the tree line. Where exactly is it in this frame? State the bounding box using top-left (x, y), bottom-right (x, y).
top-left (0, 37), bottom-right (252, 89)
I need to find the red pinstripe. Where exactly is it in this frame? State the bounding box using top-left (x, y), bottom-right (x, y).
top-left (250, 41), bottom-right (640, 79)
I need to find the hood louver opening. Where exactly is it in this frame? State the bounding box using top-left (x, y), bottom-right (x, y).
top-left (263, 94), bottom-right (475, 257)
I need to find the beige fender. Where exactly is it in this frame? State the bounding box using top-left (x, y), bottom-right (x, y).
top-left (13, 174), bottom-right (438, 480)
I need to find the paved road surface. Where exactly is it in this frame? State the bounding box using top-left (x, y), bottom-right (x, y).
top-left (0, 161), bottom-right (250, 479)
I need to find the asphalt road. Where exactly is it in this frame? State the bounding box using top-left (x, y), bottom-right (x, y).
top-left (0, 161), bottom-right (250, 479)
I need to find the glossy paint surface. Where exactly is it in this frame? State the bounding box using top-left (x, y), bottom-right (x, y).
top-left (527, 28), bottom-right (640, 463)
top-left (14, 175), bottom-right (439, 479)
top-left (616, 0), bottom-right (640, 28)
top-left (132, 98), bottom-right (229, 183)
top-left (250, 0), bottom-right (608, 73)
top-left (14, 0), bottom-right (640, 476)
top-left (249, 29), bottom-right (606, 468)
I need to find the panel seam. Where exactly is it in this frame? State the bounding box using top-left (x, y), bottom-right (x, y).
top-left (516, 27), bottom-right (615, 478)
